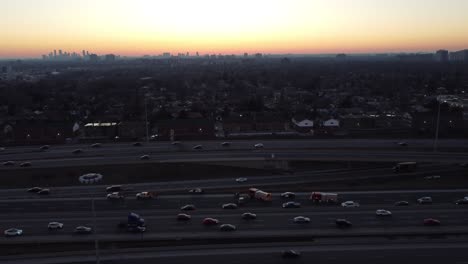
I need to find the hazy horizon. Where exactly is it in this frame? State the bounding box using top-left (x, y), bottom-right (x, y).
top-left (2, 0), bottom-right (468, 58)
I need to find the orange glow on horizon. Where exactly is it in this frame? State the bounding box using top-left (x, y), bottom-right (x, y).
top-left (1, 0), bottom-right (468, 58)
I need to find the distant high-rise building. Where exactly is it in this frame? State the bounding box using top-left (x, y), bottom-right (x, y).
top-left (89, 54), bottom-right (99, 62)
top-left (54, 50), bottom-right (57, 57)
top-left (82, 50), bottom-right (86, 57)
top-left (59, 50), bottom-right (63, 56)
top-left (186, 52), bottom-right (189, 57)
top-left (196, 52), bottom-right (199, 57)
top-left (435, 49), bottom-right (449, 62)
top-left (336, 53), bottom-right (347, 60)
top-left (450, 49), bottom-right (468, 62)
top-left (105, 54), bottom-right (116, 61)
top-left (244, 53), bottom-right (248, 57)
top-left (86, 51), bottom-right (90, 56)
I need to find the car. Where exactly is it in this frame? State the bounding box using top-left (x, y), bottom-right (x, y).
top-left (136, 192), bottom-right (155, 200)
top-left (4, 228), bottom-right (23, 237)
top-left (188, 188), bottom-right (204, 194)
top-left (417, 197), bottom-right (433, 204)
top-left (293, 216), bottom-right (310, 223)
top-left (423, 218), bottom-right (441, 226)
top-left (280, 192), bottom-right (296, 199)
top-left (38, 189), bottom-right (50, 195)
top-left (27, 187), bottom-right (42, 193)
top-left (127, 226), bottom-right (146, 233)
top-left (0, 147), bottom-right (5, 152)
top-left (221, 142), bottom-right (231, 147)
top-left (90, 143), bottom-right (102, 148)
top-left (72, 149), bottom-right (83, 154)
top-left (455, 199), bottom-right (468, 205)
top-left (241, 212), bottom-right (257, 220)
top-left (107, 192), bottom-right (124, 200)
top-left (282, 250), bottom-right (301, 259)
top-left (2, 161), bottom-right (15, 166)
top-left (460, 162), bottom-right (468, 168)
top-left (48, 222), bottom-right (64, 229)
top-left (192, 145), bottom-right (203, 150)
top-left (177, 213), bottom-right (192, 221)
top-left (74, 226), bottom-right (92, 234)
top-left (106, 185), bottom-right (122, 192)
top-left (464, 196), bottom-right (468, 201)
top-left (219, 224), bottom-right (236, 231)
top-left (39, 145), bottom-right (50, 151)
top-left (341, 201), bottom-right (360, 207)
top-left (19, 162), bottom-right (32, 167)
top-left (397, 142), bottom-right (408, 146)
top-left (222, 203), bottom-right (238, 209)
top-left (282, 201), bottom-right (301, 208)
top-left (254, 143), bottom-right (264, 149)
top-left (424, 175), bottom-right (441, 180)
top-left (133, 142), bottom-right (142, 146)
top-left (394, 201), bottom-right (410, 206)
top-left (202, 218), bottom-right (219, 225)
top-left (140, 155), bottom-right (150, 160)
top-left (375, 209), bottom-right (392, 216)
top-left (235, 177), bottom-right (248, 183)
top-left (181, 204), bottom-right (196, 211)
top-left (171, 141), bottom-right (181, 145)
top-left (237, 196), bottom-right (249, 205)
top-left (336, 219), bottom-right (352, 228)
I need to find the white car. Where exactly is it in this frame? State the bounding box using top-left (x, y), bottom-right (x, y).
top-left (107, 192), bottom-right (124, 200)
top-left (417, 197), bottom-right (433, 204)
top-left (464, 196), bottom-right (468, 201)
top-left (254, 143), bottom-right (264, 149)
top-left (236, 177), bottom-right (248, 183)
top-left (4, 228), bottom-right (23, 237)
top-left (341, 201), bottom-right (360, 207)
top-left (48, 222), bottom-right (64, 229)
top-left (293, 216), bottom-right (310, 223)
top-left (375, 209), bottom-right (392, 216)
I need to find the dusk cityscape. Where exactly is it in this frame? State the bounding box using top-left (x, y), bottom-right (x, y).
top-left (1, 1), bottom-right (468, 264)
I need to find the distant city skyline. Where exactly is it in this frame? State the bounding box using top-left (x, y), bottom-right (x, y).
top-left (2, 0), bottom-right (468, 59)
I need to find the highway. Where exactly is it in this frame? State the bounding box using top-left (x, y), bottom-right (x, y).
top-left (0, 190), bottom-right (467, 242)
top-left (1, 139), bottom-right (468, 169)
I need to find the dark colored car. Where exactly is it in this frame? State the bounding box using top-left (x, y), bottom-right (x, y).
top-left (39, 145), bottom-right (50, 151)
top-left (19, 162), bottom-right (32, 167)
top-left (219, 224), bottom-right (236, 231)
top-left (106, 185), bottom-right (122, 192)
top-left (282, 250), bottom-right (301, 259)
top-left (180, 204), bottom-right (196, 211)
top-left (455, 199), bottom-right (468, 205)
top-left (177, 213), bottom-right (192, 221)
top-left (27, 187), bottom-right (42, 193)
top-left (423, 218), bottom-right (441, 226)
top-left (282, 201), bottom-right (301, 208)
top-left (202, 218), bottom-right (219, 225)
top-left (72, 149), bottom-right (83, 154)
top-left (38, 189), bottom-right (50, 195)
top-left (133, 142), bottom-right (142, 147)
top-left (336, 219), bottom-right (352, 228)
top-left (394, 201), bottom-right (410, 206)
top-left (91, 143), bottom-right (102, 148)
top-left (2, 161), bottom-right (15, 166)
top-left (241, 212), bottom-right (257, 220)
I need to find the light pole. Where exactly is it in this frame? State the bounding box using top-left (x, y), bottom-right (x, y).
top-left (91, 199), bottom-right (100, 264)
top-left (433, 98), bottom-right (442, 152)
top-left (144, 96), bottom-right (149, 143)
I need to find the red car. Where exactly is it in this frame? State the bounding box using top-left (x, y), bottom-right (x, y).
top-left (423, 218), bottom-right (441, 226)
top-left (202, 218), bottom-right (219, 225)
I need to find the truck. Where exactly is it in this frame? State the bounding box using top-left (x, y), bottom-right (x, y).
top-left (309, 192), bottom-right (338, 204)
top-left (118, 212), bottom-right (146, 232)
top-left (393, 162), bottom-right (417, 173)
top-left (247, 188), bottom-right (272, 202)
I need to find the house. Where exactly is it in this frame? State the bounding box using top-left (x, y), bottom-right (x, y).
top-left (223, 113), bottom-right (290, 136)
top-left (0, 120), bottom-right (74, 145)
top-left (323, 118), bottom-right (340, 127)
top-left (291, 117), bottom-right (314, 133)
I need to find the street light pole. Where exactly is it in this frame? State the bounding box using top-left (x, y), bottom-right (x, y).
top-left (144, 96), bottom-right (149, 143)
top-left (91, 199), bottom-right (100, 264)
top-left (433, 99), bottom-right (441, 152)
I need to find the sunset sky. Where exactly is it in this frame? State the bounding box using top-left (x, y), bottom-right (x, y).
top-left (1, 0), bottom-right (468, 58)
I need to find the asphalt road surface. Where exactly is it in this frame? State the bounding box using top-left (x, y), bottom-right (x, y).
top-left (1, 139), bottom-right (468, 169)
